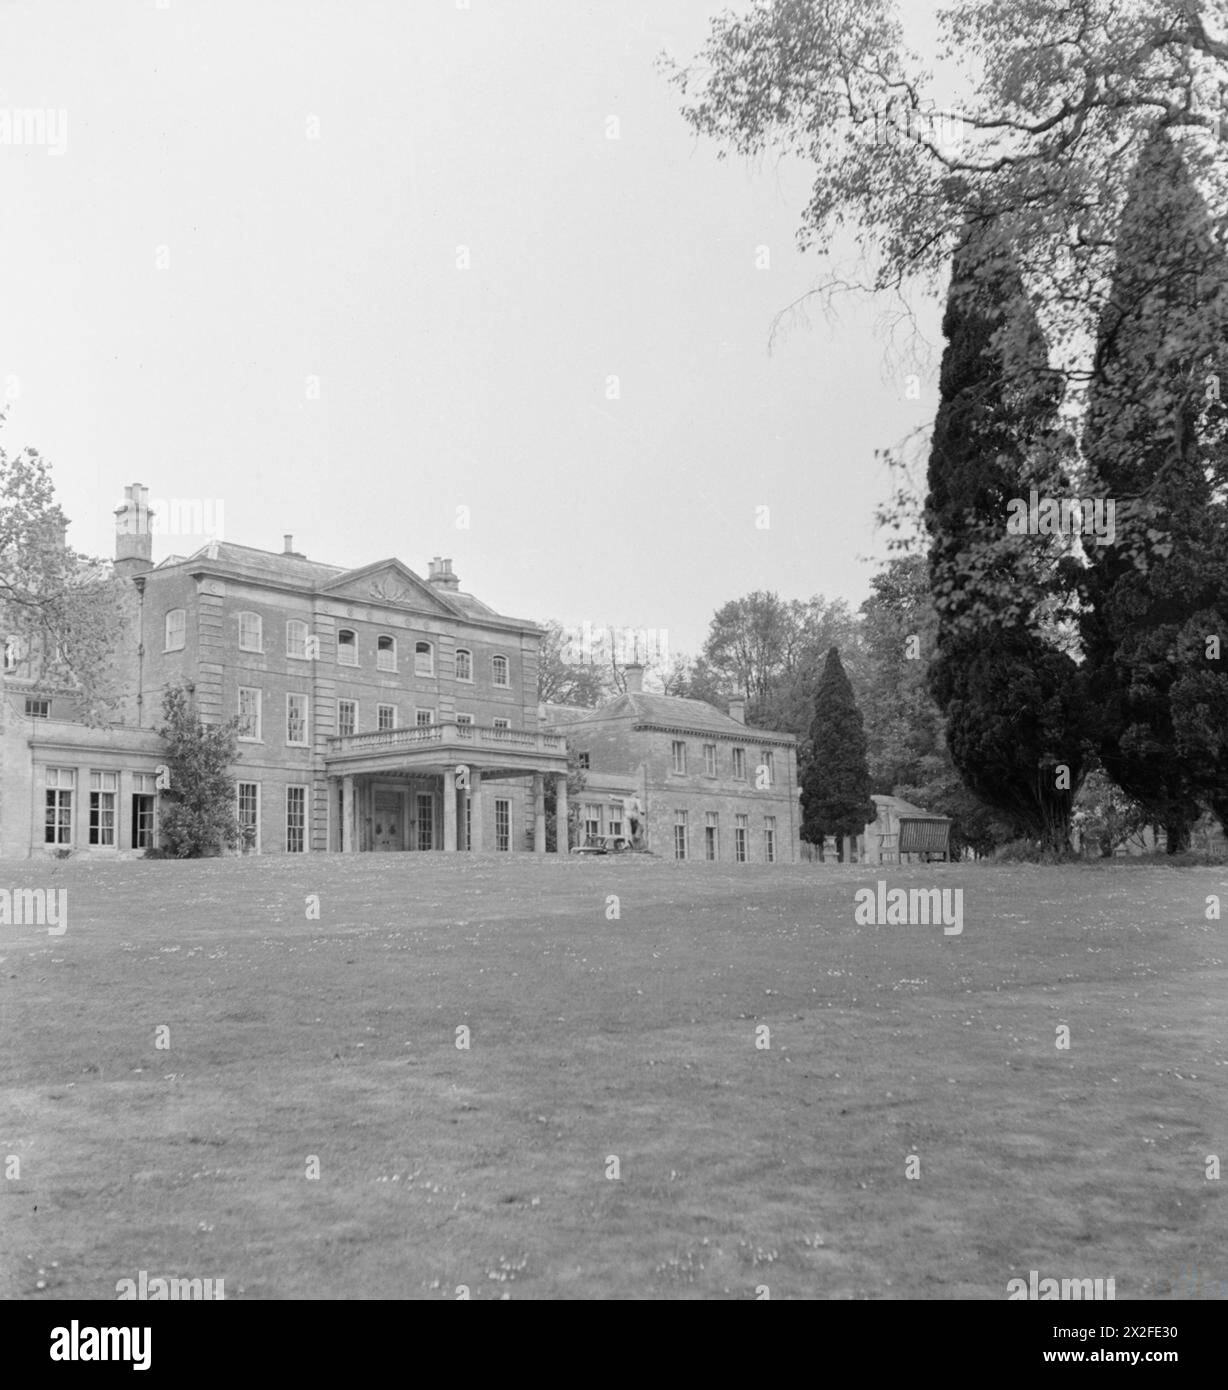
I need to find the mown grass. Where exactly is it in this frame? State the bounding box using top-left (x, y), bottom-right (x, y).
top-left (1, 854), bottom-right (1226, 1299)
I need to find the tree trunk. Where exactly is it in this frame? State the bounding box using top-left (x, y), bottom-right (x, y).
top-left (1164, 819), bottom-right (1191, 854)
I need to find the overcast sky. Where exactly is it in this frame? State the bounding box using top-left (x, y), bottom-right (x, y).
top-left (0, 0), bottom-right (945, 660)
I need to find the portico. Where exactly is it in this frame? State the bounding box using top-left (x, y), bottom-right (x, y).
top-left (325, 721), bottom-right (569, 853)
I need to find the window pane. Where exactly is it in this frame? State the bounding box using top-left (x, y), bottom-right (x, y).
top-left (286, 621), bottom-right (308, 659)
top-left (239, 613), bottom-right (262, 651)
top-left (165, 610), bottom-right (185, 651)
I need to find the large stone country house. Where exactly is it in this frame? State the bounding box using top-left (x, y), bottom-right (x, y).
top-left (0, 485), bottom-right (798, 861)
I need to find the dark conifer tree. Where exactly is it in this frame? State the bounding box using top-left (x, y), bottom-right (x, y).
top-left (800, 646), bottom-right (875, 861)
top-left (1081, 129), bottom-right (1228, 852)
top-left (924, 215), bottom-right (1086, 852)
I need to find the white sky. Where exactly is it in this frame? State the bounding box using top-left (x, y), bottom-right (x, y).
top-left (0, 0), bottom-right (947, 658)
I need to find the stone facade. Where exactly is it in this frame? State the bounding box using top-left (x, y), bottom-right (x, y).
top-left (544, 667), bottom-right (799, 863)
top-left (1, 485), bottom-right (568, 858)
top-left (1, 487), bottom-right (800, 863)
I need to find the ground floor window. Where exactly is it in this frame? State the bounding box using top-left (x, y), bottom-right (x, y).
top-left (495, 798), bottom-right (511, 851)
top-left (705, 811), bottom-right (719, 861)
top-left (583, 802), bottom-right (602, 843)
top-left (286, 785), bottom-right (307, 853)
top-left (674, 810), bottom-right (688, 860)
top-left (44, 767), bottom-right (75, 845)
top-left (237, 782), bottom-right (260, 853)
top-left (416, 792), bottom-right (434, 850)
top-left (89, 771), bottom-right (118, 846)
top-left (764, 816), bottom-right (776, 864)
top-left (735, 814), bottom-right (748, 863)
top-left (607, 807), bottom-right (623, 840)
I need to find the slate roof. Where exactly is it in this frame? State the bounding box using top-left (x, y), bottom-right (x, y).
top-left (157, 542), bottom-right (528, 628)
top-left (872, 793), bottom-right (948, 820)
top-left (547, 691), bottom-right (795, 744)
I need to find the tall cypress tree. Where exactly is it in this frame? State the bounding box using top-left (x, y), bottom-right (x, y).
top-left (1081, 129), bottom-right (1228, 852)
top-left (800, 645), bottom-right (875, 861)
top-left (924, 215), bottom-right (1086, 852)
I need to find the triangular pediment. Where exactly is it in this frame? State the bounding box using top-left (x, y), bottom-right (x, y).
top-left (319, 560), bottom-right (459, 616)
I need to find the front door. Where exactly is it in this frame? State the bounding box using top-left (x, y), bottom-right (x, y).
top-left (374, 790), bottom-right (402, 851)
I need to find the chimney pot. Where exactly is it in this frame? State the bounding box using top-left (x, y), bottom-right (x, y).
top-left (428, 557), bottom-right (460, 590)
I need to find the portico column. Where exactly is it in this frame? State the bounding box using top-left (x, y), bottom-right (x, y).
top-left (443, 768), bottom-right (457, 852)
top-left (469, 771), bottom-right (483, 851)
top-left (555, 772), bottom-right (569, 854)
top-left (533, 774), bottom-right (546, 854)
top-left (342, 775), bottom-right (356, 853)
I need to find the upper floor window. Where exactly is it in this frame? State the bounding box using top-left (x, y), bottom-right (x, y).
top-left (672, 740), bottom-right (687, 774)
top-left (286, 620), bottom-right (310, 660)
top-left (25, 697), bottom-right (50, 719)
top-left (578, 751), bottom-right (590, 770)
top-left (456, 713), bottom-right (474, 727)
top-left (377, 703), bottom-right (396, 732)
top-left (731, 746), bottom-right (746, 780)
top-left (377, 634), bottom-right (397, 672)
top-left (414, 641), bottom-right (434, 677)
top-left (164, 610), bottom-right (186, 652)
top-left (238, 611), bottom-right (263, 653)
top-left (337, 628), bottom-right (358, 666)
top-left (416, 709), bottom-right (435, 727)
top-left (238, 686), bottom-right (262, 741)
top-left (286, 692), bottom-right (309, 746)
top-left (704, 743), bottom-right (717, 777)
top-left (493, 717), bottom-right (511, 730)
top-left (338, 699), bottom-right (357, 738)
top-left (491, 654), bottom-right (510, 687)
top-left (759, 749), bottom-right (775, 786)
top-left (454, 648), bottom-right (472, 682)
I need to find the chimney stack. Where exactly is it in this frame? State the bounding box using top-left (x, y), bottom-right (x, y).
top-left (728, 694), bottom-right (746, 724)
top-left (282, 534), bottom-right (304, 558)
top-left (624, 662), bottom-right (645, 694)
top-left (114, 483), bottom-right (154, 578)
top-left (427, 556), bottom-right (460, 592)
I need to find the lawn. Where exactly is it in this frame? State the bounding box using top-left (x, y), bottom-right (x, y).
top-left (1, 853), bottom-right (1226, 1300)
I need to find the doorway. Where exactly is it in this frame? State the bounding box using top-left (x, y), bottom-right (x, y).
top-left (373, 789), bottom-right (403, 852)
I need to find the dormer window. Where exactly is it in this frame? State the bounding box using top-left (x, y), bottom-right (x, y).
top-left (377, 634), bottom-right (397, 672)
top-left (337, 629), bottom-right (358, 666)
